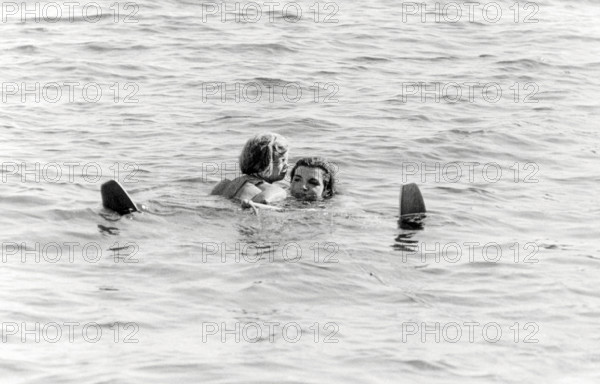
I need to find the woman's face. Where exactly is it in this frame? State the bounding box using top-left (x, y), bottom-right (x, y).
top-left (291, 166), bottom-right (325, 201)
top-left (264, 151), bottom-right (289, 183)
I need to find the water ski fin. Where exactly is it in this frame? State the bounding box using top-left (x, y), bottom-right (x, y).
top-left (101, 180), bottom-right (138, 215)
top-left (399, 183), bottom-right (426, 217)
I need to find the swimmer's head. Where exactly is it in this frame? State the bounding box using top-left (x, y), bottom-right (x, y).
top-left (239, 132), bottom-right (289, 183)
top-left (290, 157), bottom-right (336, 201)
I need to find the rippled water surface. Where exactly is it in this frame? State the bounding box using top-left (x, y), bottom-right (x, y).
top-left (1, 0), bottom-right (600, 383)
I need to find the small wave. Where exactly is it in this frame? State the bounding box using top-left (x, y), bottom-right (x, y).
top-left (207, 115), bottom-right (254, 123)
top-left (353, 56), bottom-right (391, 63)
top-left (450, 117), bottom-right (484, 124)
top-left (228, 43), bottom-right (297, 54)
top-left (448, 128), bottom-right (485, 134)
top-left (252, 77), bottom-right (290, 83)
top-left (402, 359), bottom-right (452, 371)
top-left (10, 45), bottom-right (38, 53)
top-left (85, 43), bottom-right (151, 52)
top-left (398, 55), bottom-right (458, 62)
top-left (404, 114), bottom-right (431, 122)
top-left (496, 58), bottom-right (549, 69)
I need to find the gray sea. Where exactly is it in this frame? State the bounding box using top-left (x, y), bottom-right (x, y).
top-left (1, 0), bottom-right (599, 383)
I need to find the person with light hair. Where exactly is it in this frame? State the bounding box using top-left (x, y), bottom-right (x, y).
top-left (211, 132), bottom-right (289, 204)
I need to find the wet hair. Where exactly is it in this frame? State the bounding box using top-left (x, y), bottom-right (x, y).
top-left (239, 133), bottom-right (288, 179)
top-left (290, 157), bottom-right (337, 198)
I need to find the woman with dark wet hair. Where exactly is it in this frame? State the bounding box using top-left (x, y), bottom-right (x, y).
top-left (240, 156), bottom-right (337, 213)
top-left (289, 157), bottom-right (336, 201)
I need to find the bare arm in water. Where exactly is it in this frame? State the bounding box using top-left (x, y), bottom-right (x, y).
top-left (241, 199), bottom-right (284, 213)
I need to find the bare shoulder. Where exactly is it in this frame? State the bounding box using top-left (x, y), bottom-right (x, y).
top-left (235, 182), bottom-right (263, 201)
top-left (257, 183), bottom-right (285, 193)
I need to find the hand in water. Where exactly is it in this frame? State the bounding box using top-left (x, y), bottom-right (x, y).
top-left (241, 199), bottom-right (283, 214)
top-left (241, 199), bottom-right (260, 215)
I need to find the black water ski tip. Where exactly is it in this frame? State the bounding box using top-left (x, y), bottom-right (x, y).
top-left (399, 183), bottom-right (426, 229)
top-left (101, 180), bottom-right (138, 215)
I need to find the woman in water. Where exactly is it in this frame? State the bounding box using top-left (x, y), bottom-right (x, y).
top-left (242, 156), bottom-right (336, 212)
top-left (289, 157), bottom-right (336, 201)
top-left (211, 132), bottom-right (289, 204)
